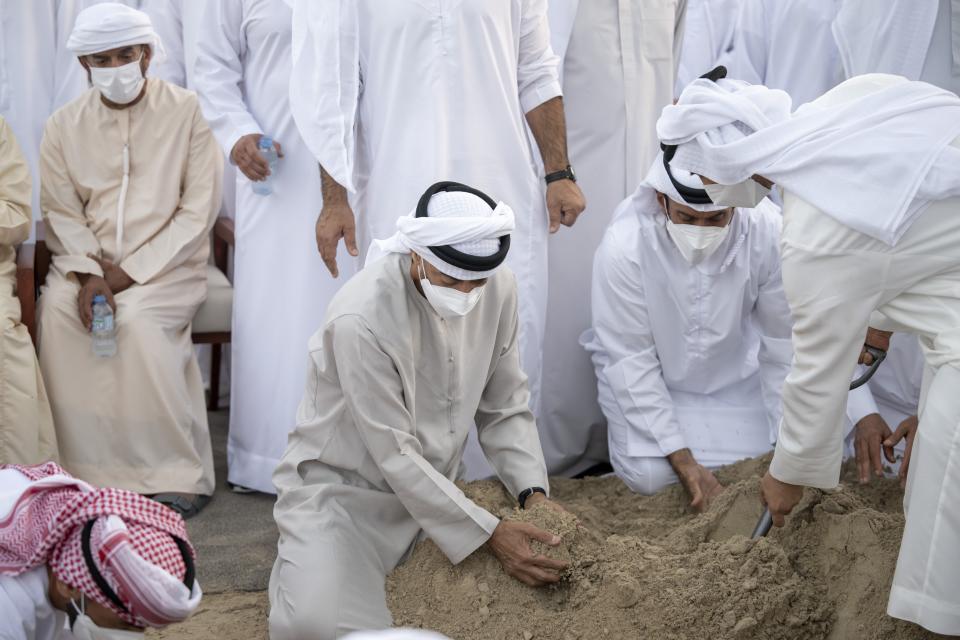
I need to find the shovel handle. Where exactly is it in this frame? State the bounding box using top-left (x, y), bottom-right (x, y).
top-left (850, 346), bottom-right (887, 390)
top-left (751, 508), bottom-right (773, 539)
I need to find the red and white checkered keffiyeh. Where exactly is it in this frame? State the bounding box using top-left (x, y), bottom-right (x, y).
top-left (0, 463), bottom-right (201, 628)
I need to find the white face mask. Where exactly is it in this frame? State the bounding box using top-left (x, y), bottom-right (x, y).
top-left (665, 219), bottom-right (731, 265)
top-left (89, 57), bottom-right (145, 105)
top-left (418, 259), bottom-right (484, 319)
top-left (703, 179), bottom-right (770, 208)
top-left (69, 596), bottom-right (144, 640)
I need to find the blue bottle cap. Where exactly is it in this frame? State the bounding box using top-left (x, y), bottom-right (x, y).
top-left (259, 136), bottom-right (273, 149)
top-left (93, 294), bottom-right (106, 304)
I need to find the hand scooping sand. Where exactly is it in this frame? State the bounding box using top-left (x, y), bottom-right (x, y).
top-left (487, 497), bottom-right (570, 587)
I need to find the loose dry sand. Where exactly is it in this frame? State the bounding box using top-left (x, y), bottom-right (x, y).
top-left (388, 456), bottom-right (942, 640)
top-left (149, 456), bottom-right (944, 640)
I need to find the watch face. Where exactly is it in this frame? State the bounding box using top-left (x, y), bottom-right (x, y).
top-left (568, 166), bottom-right (576, 181)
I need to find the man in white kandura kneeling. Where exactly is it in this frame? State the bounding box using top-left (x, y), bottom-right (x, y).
top-left (269, 183), bottom-right (569, 639)
top-left (582, 149), bottom-right (793, 511)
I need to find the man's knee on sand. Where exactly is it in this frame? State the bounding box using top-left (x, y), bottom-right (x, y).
top-left (612, 455), bottom-right (677, 495)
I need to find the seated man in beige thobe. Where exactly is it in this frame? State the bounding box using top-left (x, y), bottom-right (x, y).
top-left (269, 183), bottom-right (568, 639)
top-left (0, 116), bottom-right (56, 466)
top-left (37, 4), bottom-right (223, 517)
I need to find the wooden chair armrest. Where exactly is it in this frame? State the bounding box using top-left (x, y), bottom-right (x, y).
top-left (16, 243), bottom-right (37, 347)
top-left (213, 217), bottom-right (235, 248)
top-left (212, 217), bottom-right (234, 276)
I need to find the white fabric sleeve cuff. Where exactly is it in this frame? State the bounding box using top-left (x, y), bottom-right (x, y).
top-left (769, 442), bottom-right (843, 490)
top-left (846, 382), bottom-right (880, 426)
top-left (656, 432), bottom-right (688, 458)
top-left (520, 79), bottom-right (563, 114)
top-left (444, 509), bottom-right (500, 565)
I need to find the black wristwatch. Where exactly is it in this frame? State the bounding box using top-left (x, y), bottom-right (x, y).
top-left (545, 165), bottom-right (576, 185)
top-left (518, 486), bottom-right (547, 509)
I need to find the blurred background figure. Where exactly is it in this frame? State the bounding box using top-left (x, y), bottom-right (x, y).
top-left (541, 0), bottom-right (687, 476)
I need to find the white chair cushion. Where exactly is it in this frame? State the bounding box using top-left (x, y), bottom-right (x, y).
top-left (192, 264), bottom-right (233, 334)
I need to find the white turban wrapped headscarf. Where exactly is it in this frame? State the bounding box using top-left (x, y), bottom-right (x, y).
top-left (367, 187), bottom-right (515, 281)
top-left (657, 73), bottom-right (960, 245)
top-left (643, 151), bottom-right (728, 213)
top-left (67, 3), bottom-right (163, 59)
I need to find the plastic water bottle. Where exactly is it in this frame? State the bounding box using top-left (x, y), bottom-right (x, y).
top-left (91, 295), bottom-right (117, 358)
top-left (253, 136), bottom-right (278, 196)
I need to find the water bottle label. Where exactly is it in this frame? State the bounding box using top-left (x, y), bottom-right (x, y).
top-left (92, 315), bottom-right (114, 332)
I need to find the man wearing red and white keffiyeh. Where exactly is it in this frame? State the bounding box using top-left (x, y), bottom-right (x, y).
top-left (0, 462), bottom-right (201, 639)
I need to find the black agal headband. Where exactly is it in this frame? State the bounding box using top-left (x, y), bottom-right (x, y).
top-left (415, 181), bottom-right (511, 273)
top-left (80, 519), bottom-right (195, 620)
top-left (660, 65), bottom-right (728, 206)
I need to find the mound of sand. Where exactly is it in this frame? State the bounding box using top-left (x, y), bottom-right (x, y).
top-left (387, 457), bottom-right (940, 640)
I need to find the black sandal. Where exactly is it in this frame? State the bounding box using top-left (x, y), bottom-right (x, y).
top-left (153, 493), bottom-right (212, 519)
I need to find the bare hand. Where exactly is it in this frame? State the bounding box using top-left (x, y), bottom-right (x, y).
top-left (546, 179), bottom-right (586, 233)
top-left (316, 204), bottom-right (358, 277)
top-left (854, 413), bottom-right (893, 483)
top-left (884, 415), bottom-right (918, 488)
top-left (230, 133), bottom-right (283, 182)
top-left (88, 254), bottom-right (135, 294)
top-left (668, 449), bottom-right (723, 512)
top-left (76, 274), bottom-right (116, 331)
top-left (760, 471), bottom-right (804, 528)
top-left (859, 328), bottom-right (892, 365)
top-left (488, 520), bottom-right (568, 587)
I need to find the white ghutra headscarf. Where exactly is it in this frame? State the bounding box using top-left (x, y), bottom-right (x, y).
top-left (367, 184), bottom-right (515, 281)
top-left (67, 3), bottom-right (164, 60)
top-left (657, 73), bottom-right (960, 245)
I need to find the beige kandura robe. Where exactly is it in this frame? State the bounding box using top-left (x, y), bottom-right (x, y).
top-left (269, 253), bottom-right (549, 639)
top-left (0, 116), bottom-right (56, 466)
top-left (37, 80), bottom-right (223, 496)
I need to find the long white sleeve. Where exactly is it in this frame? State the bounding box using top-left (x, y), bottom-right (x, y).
top-left (753, 213), bottom-right (794, 441)
top-left (590, 235), bottom-right (687, 456)
top-left (846, 380), bottom-right (880, 426)
top-left (193, 0), bottom-right (262, 158)
top-left (518, 0), bottom-right (563, 113)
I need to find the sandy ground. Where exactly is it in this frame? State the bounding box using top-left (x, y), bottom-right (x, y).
top-left (146, 411), bottom-right (274, 640)
top-left (389, 456), bottom-right (944, 640)
top-left (147, 430), bottom-right (947, 639)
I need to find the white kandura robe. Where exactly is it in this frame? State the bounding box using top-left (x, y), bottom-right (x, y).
top-left (0, 1), bottom-right (86, 241)
top-left (269, 254), bottom-right (548, 638)
top-left (675, 0), bottom-right (740, 94)
top-left (37, 80), bottom-right (223, 496)
top-left (767, 76), bottom-right (960, 633)
top-left (0, 117), bottom-right (56, 467)
top-left (289, 1), bottom-right (560, 475)
top-left (720, 0), bottom-right (843, 106)
top-left (582, 192), bottom-right (793, 494)
top-left (194, 0), bottom-right (356, 494)
top-left (539, 0), bottom-right (686, 474)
